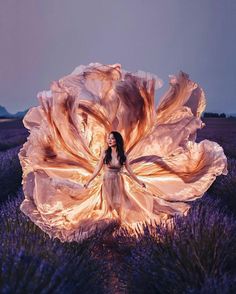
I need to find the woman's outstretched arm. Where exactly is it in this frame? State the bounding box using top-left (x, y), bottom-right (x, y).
top-left (124, 153), bottom-right (146, 188)
top-left (84, 150), bottom-right (105, 188)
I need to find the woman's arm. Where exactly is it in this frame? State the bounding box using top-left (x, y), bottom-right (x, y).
top-left (125, 153), bottom-right (146, 188)
top-left (84, 150), bottom-right (105, 188)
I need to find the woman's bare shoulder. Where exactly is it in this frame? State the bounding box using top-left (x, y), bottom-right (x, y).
top-left (124, 151), bottom-right (129, 164)
top-left (102, 149), bottom-right (107, 158)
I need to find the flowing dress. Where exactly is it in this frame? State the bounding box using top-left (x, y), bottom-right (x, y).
top-left (18, 62), bottom-right (228, 243)
top-left (103, 155), bottom-right (124, 213)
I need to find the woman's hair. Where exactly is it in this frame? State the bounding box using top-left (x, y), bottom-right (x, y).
top-left (103, 131), bottom-right (126, 165)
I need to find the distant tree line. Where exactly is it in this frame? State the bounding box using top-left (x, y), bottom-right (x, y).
top-left (203, 112), bottom-right (226, 118)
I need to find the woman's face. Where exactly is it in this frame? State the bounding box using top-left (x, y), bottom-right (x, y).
top-left (107, 133), bottom-right (116, 147)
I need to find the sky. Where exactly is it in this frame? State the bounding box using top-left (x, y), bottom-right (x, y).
top-left (0, 0), bottom-right (235, 114)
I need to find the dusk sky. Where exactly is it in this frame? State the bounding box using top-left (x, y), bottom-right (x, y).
top-left (0, 0), bottom-right (235, 114)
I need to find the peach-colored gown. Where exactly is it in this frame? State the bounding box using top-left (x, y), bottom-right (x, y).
top-left (18, 62), bottom-right (228, 243)
top-left (103, 156), bottom-right (124, 212)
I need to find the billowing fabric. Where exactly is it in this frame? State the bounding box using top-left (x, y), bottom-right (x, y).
top-left (18, 62), bottom-right (228, 242)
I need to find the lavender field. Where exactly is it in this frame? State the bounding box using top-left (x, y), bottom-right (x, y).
top-left (0, 117), bottom-right (236, 293)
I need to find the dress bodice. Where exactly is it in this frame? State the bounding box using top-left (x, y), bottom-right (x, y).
top-left (104, 155), bottom-right (123, 172)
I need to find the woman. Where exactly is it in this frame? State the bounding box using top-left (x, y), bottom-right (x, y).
top-left (18, 62), bottom-right (228, 243)
top-left (83, 131), bottom-right (146, 216)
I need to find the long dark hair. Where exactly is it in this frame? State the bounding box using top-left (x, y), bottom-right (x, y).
top-left (103, 131), bottom-right (126, 165)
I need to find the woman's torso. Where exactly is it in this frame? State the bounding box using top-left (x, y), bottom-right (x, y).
top-left (103, 152), bottom-right (123, 174)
